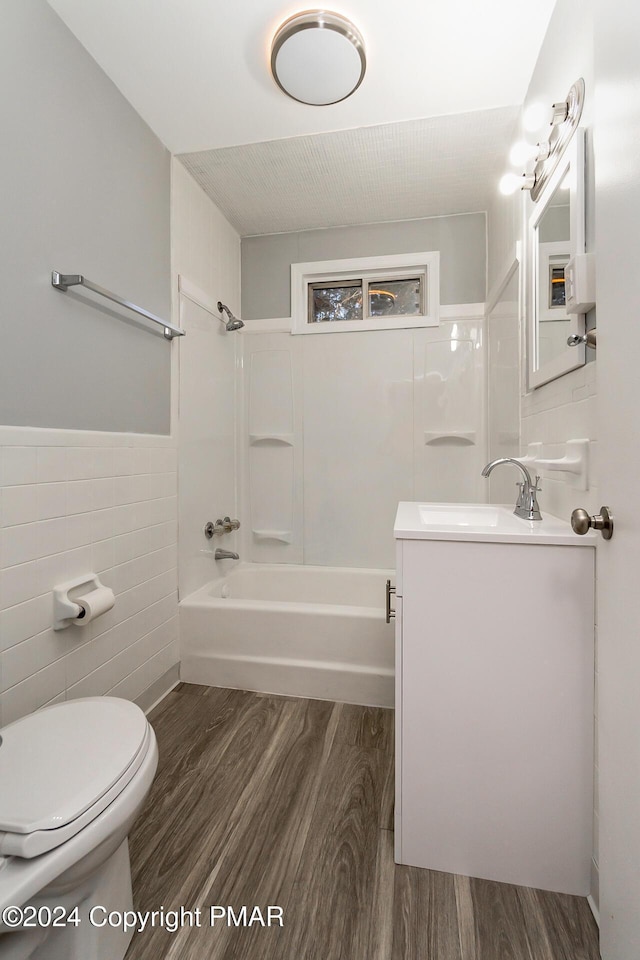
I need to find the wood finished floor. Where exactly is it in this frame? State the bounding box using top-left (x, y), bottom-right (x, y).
top-left (126, 684), bottom-right (600, 960)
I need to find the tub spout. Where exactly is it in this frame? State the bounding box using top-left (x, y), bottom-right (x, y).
top-left (215, 549), bottom-right (239, 560)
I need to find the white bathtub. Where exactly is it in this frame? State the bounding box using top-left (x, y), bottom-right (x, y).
top-left (179, 563), bottom-right (395, 707)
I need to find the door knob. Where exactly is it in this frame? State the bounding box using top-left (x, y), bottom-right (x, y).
top-left (571, 506), bottom-right (613, 540)
top-left (567, 330), bottom-right (597, 349)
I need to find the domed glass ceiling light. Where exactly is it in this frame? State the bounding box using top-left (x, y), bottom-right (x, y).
top-left (271, 10), bottom-right (366, 105)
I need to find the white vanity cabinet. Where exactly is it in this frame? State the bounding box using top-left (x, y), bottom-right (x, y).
top-left (394, 502), bottom-right (596, 895)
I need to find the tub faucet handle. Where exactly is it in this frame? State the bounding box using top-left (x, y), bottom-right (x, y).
top-left (204, 519), bottom-right (226, 539)
top-left (205, 518), bottom-right (240, 539)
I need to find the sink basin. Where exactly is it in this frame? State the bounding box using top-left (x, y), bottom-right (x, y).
top-left (394, 501), bottom-right (596, 546)
top-left (418, 504), bottom-right (500, 527)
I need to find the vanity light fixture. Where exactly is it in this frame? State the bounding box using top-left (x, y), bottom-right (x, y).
top-left (270, 10), bottom-right (366, 105)
top-left (498, 79), bottom-right (585, 201)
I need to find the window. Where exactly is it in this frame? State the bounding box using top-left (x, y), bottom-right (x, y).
top-left (291, 252), bottom-right (439, 334)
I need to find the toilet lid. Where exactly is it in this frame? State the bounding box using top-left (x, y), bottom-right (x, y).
top-left (0, 698), bottom-right (149, 835)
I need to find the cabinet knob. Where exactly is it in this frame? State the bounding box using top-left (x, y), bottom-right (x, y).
top-left (571, 506), bottom-right (613, 540)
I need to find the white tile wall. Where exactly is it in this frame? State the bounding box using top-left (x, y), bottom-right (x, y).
top-left (520, 361), bottom-right (598, 520)
top-left (0, 438), bottom-right (178, 728)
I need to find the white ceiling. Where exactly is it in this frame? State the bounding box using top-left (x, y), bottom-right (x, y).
top-left (180, 108), bottom-right (520, 236)
top-left (46, 0), bottom-right (555, 236)
top-left (47, 0), bottom-right (555, 154)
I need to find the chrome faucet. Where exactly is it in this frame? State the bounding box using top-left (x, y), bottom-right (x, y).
top-left (481, 458), bottom-right (542, 521)
top-left (215, 549), bottom-right (239, 561)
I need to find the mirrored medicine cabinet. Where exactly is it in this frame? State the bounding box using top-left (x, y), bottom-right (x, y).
top-left (527, 128), bottom-right (587, 389)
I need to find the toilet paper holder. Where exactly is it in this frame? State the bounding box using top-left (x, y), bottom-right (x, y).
top-left (53, 574), bottom-right (114, 631)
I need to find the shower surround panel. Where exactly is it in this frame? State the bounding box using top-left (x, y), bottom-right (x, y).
top-left (241, 311), bottom-right (485, 569)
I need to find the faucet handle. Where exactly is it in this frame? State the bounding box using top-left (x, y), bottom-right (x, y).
top-left (222, 516), bottom-right (241, 532)
top-left (204, 519), bottom-right (227, 539)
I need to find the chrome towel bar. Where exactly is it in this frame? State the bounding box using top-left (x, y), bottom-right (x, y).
top-left (51, 271), bottom-right (185, 341)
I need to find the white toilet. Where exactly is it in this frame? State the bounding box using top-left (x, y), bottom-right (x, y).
top-left (0, 697), bottom-right (158, 960)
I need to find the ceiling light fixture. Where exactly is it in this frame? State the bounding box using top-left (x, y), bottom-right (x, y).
top-left (270, 10), bottom-right (366, 106)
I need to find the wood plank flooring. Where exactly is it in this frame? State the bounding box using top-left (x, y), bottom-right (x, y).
top-left (126, 684), bottom-right (600, 960)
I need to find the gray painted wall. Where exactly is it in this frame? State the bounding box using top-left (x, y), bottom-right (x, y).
top-left (0, 0), bottom-right (171, 433)
top-left (241, 213), bottom-right (486, 320)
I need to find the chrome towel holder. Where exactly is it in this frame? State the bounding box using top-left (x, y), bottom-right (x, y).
top-left (51, 271), bottom-right (185, 340)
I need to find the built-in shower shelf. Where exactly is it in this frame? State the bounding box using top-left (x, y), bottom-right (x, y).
top-left (249, 433), bottom-right (294, 446)
top-left (424, 431), bottom-right (476, 445)
top-left (252, 529), bottom-right (293, 544)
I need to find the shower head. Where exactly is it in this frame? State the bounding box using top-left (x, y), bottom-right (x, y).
top-left (217, 301), bottom-right (244, 331)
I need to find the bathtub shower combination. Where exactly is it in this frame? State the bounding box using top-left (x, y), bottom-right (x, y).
top-left (177, 297), bottom-right (484, 710)
top-left (179, 563), bottom-right (395, 707)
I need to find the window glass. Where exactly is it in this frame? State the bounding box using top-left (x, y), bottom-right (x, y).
top-left (368, 278), bottom-right (421, 317)
top-left (309, 280), bottom-right (363, 323)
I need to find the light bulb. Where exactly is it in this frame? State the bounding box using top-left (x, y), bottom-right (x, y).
top-left (509, 139), bottom-right (552, 168)
top-left (499, 172), bottom-right (522, 196)
top-left (499, 172), bottom-right (536, 196)
top-left (523, 102), bottom-right (548, 133)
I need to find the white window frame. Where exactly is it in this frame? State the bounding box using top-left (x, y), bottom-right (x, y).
top-left (291, 251), bottom-right (440, 335)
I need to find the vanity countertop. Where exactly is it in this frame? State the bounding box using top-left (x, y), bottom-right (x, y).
top-left (394, 502), bottom-right (597, 546)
